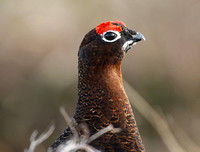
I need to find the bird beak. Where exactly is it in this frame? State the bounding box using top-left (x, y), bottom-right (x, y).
top-left (122, 31), bottom-right (145, 53)
top-left (132, 32), bottom-right (145, 42)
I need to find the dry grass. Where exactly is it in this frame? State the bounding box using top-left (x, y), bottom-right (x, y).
top-left (24, 124), bottom-right (55, 152)
top-left (53, 107), bottom-right (121, 152)
top-left (25, 108), bottom-right (121, 152)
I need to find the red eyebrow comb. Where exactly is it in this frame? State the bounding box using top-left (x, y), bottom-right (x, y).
top-left (96, 20), bottom-right (126, 35)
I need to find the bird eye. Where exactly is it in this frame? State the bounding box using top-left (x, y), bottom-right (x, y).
top-left (104, 32), bottom-right (117, 40)
top-left (101, 30), bottom-right (121, 42)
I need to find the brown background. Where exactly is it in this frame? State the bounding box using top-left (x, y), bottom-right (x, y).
top-left (0, 0), bottom-right (200, 151)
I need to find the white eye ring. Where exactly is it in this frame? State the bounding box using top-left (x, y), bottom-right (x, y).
top-left (101, 30), bottom-right (121, 43)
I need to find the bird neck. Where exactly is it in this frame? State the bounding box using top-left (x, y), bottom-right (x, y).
top-left (76, 60), bottom-right (136, 129)
top-left (75, 60), bottom-right (144, 151)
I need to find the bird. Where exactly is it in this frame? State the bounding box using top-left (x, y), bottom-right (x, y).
top-left (49, 20), bottom-right (146, 152)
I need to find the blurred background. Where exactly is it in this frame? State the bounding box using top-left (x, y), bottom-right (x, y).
top-left (0, 0), bottom-right (200, 151)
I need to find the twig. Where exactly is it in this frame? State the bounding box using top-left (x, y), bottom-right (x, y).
top-left (24, 123), bottom-right (55, 152)
top-left (60, 107), bottom-right (79, 141)
top-left (87, 124), bottom-right (121, 144)
top-left (57, 108), bottom-right (121, 152)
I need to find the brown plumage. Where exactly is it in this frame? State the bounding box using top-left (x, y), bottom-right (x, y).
top-left (50, 21), bottom-right (145, 152)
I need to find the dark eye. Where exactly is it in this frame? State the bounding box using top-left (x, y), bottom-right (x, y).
top-left (101, 30), bottom-right (121, 42)
top-left (104, 32), bottom-right (117, 40)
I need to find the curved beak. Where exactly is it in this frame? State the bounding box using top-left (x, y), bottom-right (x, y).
top-left (132, 32), bottom-right (145, 42)
top-left (122, 31), bottom-right (145, 53)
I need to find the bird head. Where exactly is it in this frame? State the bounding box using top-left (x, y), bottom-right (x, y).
top-left (78, 21), bottom-right (145, 66)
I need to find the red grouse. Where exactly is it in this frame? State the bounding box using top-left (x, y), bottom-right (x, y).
top-left (50, 21), bottom-right (145, 152)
